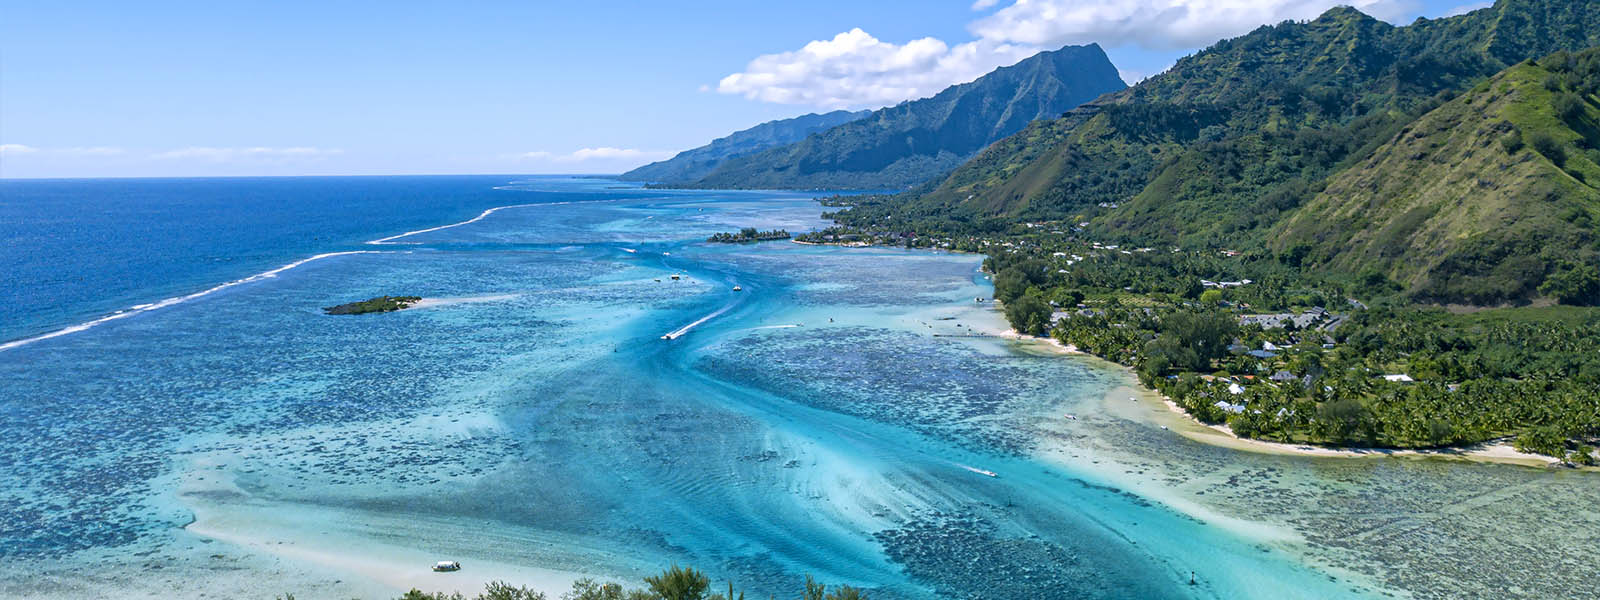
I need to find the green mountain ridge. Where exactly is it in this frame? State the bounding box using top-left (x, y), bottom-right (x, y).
top-left (679, 44), bottom-right (1126, 190)
top-left (618, 109), bottom-right (869, 183)
top-left (1276, 50), bottom-right (1600, 305)
top-left (839, 0), bottom-right (1600, 305)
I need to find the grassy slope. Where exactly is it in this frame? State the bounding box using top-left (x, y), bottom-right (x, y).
top-left (1275, 58), bottom-right (1600, 303)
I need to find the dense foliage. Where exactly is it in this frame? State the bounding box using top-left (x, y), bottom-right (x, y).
top-left (991, 238), bottom-right (1600, 463)
top-left (333, 566), bottom-right (873, 600)
top-left (707, 228), bottom-right (790, 243)
top-left (834, 0), bottom-right (1600, 306)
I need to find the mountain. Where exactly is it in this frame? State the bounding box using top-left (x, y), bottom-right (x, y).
top-left (844, 0), bottom-right (1600, 304)
top-left (618, 110), bottom-right (868, 183)
top-left (1275, 49), bottom-right (1600, 304)
top-left (682, 44), bottom-right (1126, 190)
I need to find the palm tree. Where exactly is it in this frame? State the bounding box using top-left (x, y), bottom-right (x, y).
top-left (645, 565), bottom-right (711, 600)
top-left (800, 575), bottom-right (825, 600)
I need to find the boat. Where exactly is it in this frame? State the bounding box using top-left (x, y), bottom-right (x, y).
top-left (432, 560), bottom-right (461, 572)
top-left (732, 286), bottom-right (742, 292)
top-left (670, 274), bottom-right (681, 280)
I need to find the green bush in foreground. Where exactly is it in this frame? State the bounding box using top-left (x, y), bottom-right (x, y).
top-left (379, 567), bottom-right (869, 600)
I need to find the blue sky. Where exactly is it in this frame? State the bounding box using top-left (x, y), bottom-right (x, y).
top-left (0, 0), bottom-right (1487, 178)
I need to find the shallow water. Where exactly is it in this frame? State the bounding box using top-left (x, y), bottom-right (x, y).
top-left (1, 177), bottom-right (1593, 599)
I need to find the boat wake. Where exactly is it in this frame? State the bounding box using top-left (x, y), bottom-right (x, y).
top-left (661, 304), bottom-right (735, 341)
top-left (1, 251), bottom-right (388, 353)
top-left (956, 463), bottom-right (999, 478)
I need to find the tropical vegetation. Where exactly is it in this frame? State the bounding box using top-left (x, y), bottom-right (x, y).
top-left (707, 228), bottom-right (791, 243)
top-left (277, 565), bottom-right (871, 600)
top-left (323, 295), bottom-right (423, 315)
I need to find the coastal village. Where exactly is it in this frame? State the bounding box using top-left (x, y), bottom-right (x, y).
top-left (796, 216), bottom-right (1600, 466)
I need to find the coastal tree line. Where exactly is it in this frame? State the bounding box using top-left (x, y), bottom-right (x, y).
top-left (978, 241), bottom-right (1600, 464)
top-left (278, 565), bottom-right (868, 600)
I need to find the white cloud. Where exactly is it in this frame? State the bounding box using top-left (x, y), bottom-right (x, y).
top-left (151, 146), bottom-right (343, 161)
top-left (970, 0), bottom-right (1418, 51)
top-left (717, 0), bottom-right (1423, 109)
top-left (0, 144), bottom-right (124, 156)
top-left (716, 28), bottom-right (1038, 109)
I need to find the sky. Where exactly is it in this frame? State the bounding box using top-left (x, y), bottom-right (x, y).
top-left (0, 0), bottom-right (1490, 178)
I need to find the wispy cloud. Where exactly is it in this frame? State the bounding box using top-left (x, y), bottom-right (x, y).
top-left (151, 146), bottom-right (343, 161)
top-left (514, 147), bottom-right (673, 163)
top-left (0, 144), bottom-right (125, 156)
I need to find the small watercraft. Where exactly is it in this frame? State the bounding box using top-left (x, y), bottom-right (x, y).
top-left (432, 560), bottom-right (461, 572)
top-left (732, 286), bottom-right (742, 291)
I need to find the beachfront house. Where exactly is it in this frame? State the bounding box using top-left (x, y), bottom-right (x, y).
top-left (1214, 400), bottom-right (1246, 414)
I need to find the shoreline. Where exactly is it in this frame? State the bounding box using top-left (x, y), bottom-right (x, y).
top-left (1002, 329), bottom-right (1572, 469)
top-left (1151, 396), bottom-right (1567, 468)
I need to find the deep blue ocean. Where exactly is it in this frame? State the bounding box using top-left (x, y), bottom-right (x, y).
top-left (0, 176), bottom-right (549, 343)
top-left (1, 176), bottom-right (1592, 599)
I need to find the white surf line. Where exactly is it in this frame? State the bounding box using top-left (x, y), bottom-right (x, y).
top-left (0, 251), bottom-right (386, 353)
top-left (365, 198), bottom-right (632, 245)
top-left (661, 304), bottom-right (735, 340)
top-left (366, 203), bottom-right (542, 245)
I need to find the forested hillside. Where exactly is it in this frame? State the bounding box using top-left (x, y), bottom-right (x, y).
top-left (1277, 50), bottom-right (1600, 305)
top-left (681, 44), bottom-right (1126, 190)
top-left (835, 0), bottom-right (1600, 305)
top-left (618, 110), bottom-right (867, 183)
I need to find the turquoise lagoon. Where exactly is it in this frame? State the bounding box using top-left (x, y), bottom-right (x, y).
top-left (1, 177), bottom-right (1594, 599)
